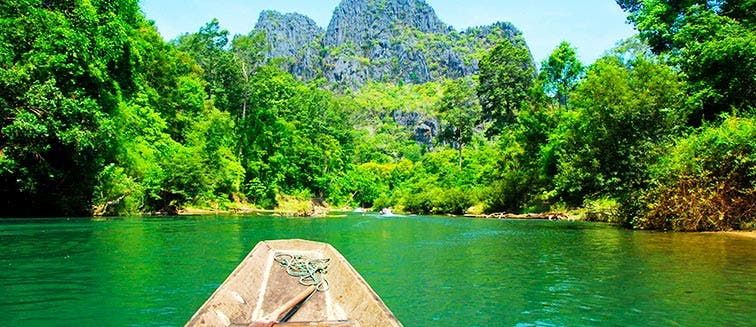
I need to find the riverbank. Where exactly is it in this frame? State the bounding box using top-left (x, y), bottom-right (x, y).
top-left (464, 212), bottom-right (572, 220)
top-left (177, 204), bottom-right (756, 237)
top-left (178, 197), bottom-right (330, 217)
top-left (178, 206), bottom-right (257, 215)
top-left (718, 231), bottom-right (756, 239)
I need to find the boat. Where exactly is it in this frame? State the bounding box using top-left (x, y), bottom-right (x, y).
top-left (186, 239), bottom-right (402, 327)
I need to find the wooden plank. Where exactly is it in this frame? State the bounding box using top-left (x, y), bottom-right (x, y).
top-left (276, 320), bottom-right (357, 326)
top-left (232, 321), bottom-right (357, 327)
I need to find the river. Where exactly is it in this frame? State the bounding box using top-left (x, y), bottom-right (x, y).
top-left (1, 215), bottom-right (754, 326)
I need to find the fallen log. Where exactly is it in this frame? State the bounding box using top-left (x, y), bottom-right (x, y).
top-left (465, 212), bottom-right (571, 220)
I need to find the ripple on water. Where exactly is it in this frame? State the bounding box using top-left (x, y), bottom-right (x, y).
top-left (0, 216), bottom-right (754, 326)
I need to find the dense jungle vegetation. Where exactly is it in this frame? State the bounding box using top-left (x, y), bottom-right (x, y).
top-left (1, 0), bottom-right (754, 231)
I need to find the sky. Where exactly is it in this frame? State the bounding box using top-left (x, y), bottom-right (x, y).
top-left (139, 0), bottom-right (637, 65)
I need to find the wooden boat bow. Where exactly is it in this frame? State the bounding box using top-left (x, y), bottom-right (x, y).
top-left (186, 239), bottom-right (402, 327)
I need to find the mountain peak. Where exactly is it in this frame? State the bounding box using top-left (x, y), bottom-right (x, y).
top-left (255, 10), bottom-right (324, 80)
top-left (253, 0), bottom-right (527, 88)
top-left (324, 0), bottom-right (446, 47)
top-left (257, 10), bottom-right (321, 29)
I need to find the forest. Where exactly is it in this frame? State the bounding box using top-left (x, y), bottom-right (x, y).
top-left (0, 0), bottom-right (754, 231)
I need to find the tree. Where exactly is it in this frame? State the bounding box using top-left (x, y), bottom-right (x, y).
top-left (676, 9), bottom-right (756, 122)
top-left (0, 0), bottom-right (142, 216)
top-left (438, 77), bottom-right (482, 168)
top-left (477, 37), bottom-right (536, 135)
top-left (616, 0), bottom-right (755, 51)
top-left (538, 41), bottom-right (584, 107)
top-left (173, 19), bottom-right (243, 114)
top-left (231, 31), bottom-right (267, 156)
top-left (242, 65), bottom-right (352, 206)
top-left (616, 0), bottom-right (756, 122)
top-left (231, 31), bottom-right (267, 120)
top-left (550, 55), bottom-right (685, 204)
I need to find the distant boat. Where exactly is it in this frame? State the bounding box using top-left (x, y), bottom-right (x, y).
top-left (379, 208), bottom-right (393, 216)
top-left (185, 239), bottom-right (402, 327)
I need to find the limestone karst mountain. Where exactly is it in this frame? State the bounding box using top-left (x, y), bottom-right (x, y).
top-left (254, 0), bottom-right (528, 88)
top-left (256, 10), bottom-right (324, 81)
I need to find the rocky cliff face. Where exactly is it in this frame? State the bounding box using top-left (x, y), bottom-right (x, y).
top-left (324, 0), bottom-right (446, 48)
top-left (255, 10), bottom-right (323, 80)
top-left (322, 0), bottom-right (441, 88)
top-left (254, 0), bottom-right (527, 88)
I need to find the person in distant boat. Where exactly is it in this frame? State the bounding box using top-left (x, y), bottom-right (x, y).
top-left (380, 207), bottom-right (392, 215)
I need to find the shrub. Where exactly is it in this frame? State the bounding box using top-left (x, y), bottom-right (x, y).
top-left (579, 197), bottom-right (620, 223)
top-left (93, 164), bottom-right (144, 216)
top-left (632, 116), bottom-right (756, 231)
top-left (483, 169), bottom-right (532, 213)
top-left (276, 190), bottom-right (317, 217)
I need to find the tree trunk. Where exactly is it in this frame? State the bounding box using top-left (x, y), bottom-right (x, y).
top-left (457, 136), bottom-right (463, 168)
top-left (238, 98), bottom-right (247, 158)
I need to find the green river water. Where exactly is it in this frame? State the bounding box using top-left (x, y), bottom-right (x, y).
top-left (1, 214), bottom-right (754, 326)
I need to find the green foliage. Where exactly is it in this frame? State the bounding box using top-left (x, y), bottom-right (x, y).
top-left (538, 41), bottom-right (584, 107)
top-left (0, 1), bottom-right (250, 216)
top-left (231, 30), bottom-right (267, 149)
top-left (478, 37), bottom-right (536, 135)
top-left (242, 65), bottom-right (352, 207)
top-left (633, 116), bottom-right (756, 231)
top-left (676, 9), bottom-right (756, 122)
top-left (400, 185), bottom-right (477, 215)
top-left (331, 161), bottom-right (409, 208)
top-left (333, 143), bottom-right (497, 215)
top-left (388, 145), bottom-right (496, 214)
top-left (1, 79), bottom-right (108, 216)
top-left (479, 94), bottom-right (567, 214)
top-left (348, 81), bottom-right (441, 164)
top-left (1, 0), bottom-right (752, 231)
top-left (93, 164), bottom-right (143, 216)
top-left (0, 0), bottom-right (146, 215)
top-left (173, 19), bottom-right (244, 115)
top-left (478, 41), bottom-right (692, 218)
top-left (575, 197), bottom-right (621, 223)
top-left (275, 192), bottom-right (318, 217)
top-left (351, 124), bottom-right (423, 164)
top-left (438, 77), bottom-right (483, 167)
top-left (549, 55), bottom-right (685, 205)
top-left (617, 0), bottom-right (756, 123)
top-left (352, 81), bottom-right (442, 116)
top-left (185, 109), bottom-right (244, 200)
